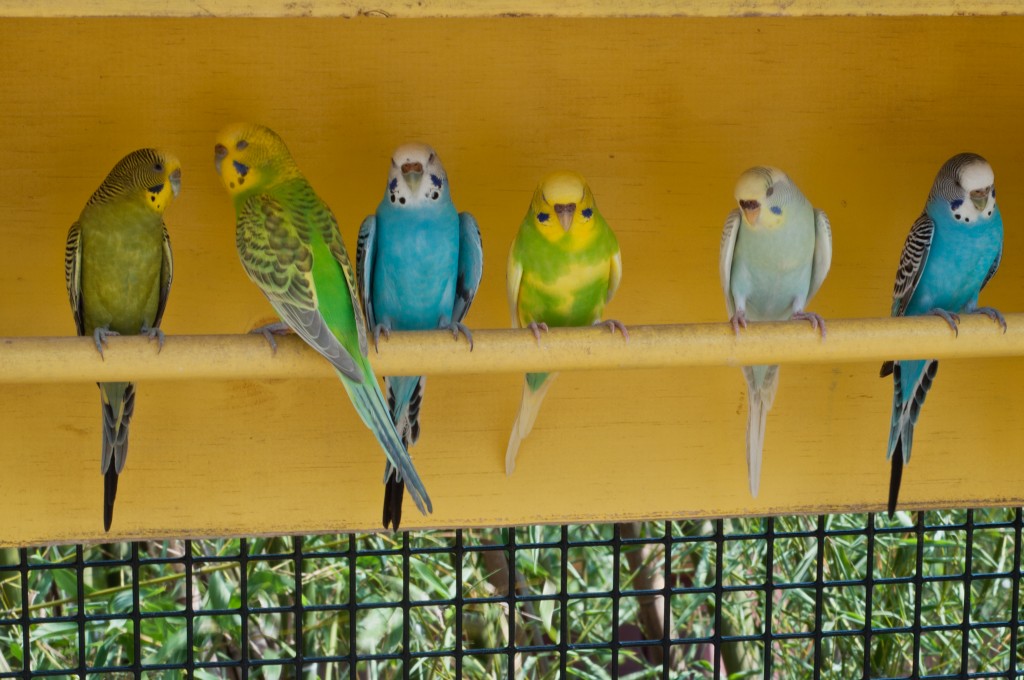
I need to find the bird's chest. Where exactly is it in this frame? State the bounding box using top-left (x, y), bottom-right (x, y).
top-left (80, 214), bottom-right (165, 334)
top-left (371, 213), bottom-right (460, 329)
top-left (731, 223), bottom-right (814, 320)
top-left (519, 250), bottom-right (610, 327)
top-left (908, 218), bottom-right (1002, 314)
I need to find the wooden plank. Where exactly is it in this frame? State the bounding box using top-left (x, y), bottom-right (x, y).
top-left (0, 1), bottom-right (1021, 17)
top-left (0, 16), bottom-right (1022, 544)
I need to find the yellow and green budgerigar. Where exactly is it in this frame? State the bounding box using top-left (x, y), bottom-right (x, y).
top-left (214, 123), bottom-right (432, 522)
top-left (505, 171), bottom-right (626, 475)
top-left (65, 148), bottom-right (179, 531)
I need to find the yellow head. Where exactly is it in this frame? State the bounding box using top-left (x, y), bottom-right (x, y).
top-left (529, 171), bottom-right (598, 241)
top-left (733, 166), bottom-right (792, 230)
top-left (88, 148), bottom-right (181, 214)
top-left (214, 123), bottom-right (300, 198)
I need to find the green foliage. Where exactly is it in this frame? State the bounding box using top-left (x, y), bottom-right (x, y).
top-left (0, 511), bottom-right (1018, 678)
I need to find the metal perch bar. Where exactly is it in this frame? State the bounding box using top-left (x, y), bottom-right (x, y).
top-left (0, 314), bottom-right (1020, 383)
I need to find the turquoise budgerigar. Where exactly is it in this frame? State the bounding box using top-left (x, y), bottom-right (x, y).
top-left (882, 152), bottom-right (1004, 517)
top-left (356, 142), bottom-right (482, 530)
top-left (720, 167), bottom-right (832, 497)
top-left (505, 171), bottom-right (626, 475)
top-left (65, 148), bottom-right (179, 531)
top-left (214, 123), bottom-right (432, 522)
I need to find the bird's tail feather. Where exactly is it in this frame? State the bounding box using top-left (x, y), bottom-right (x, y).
top-left (742, 365), bottom-right (779, 498)
top-left (340, 368), bottom-right (432, 521)
top-left (505, 372), bottom-right (557, 476)
top-left (99, 381), bottom-right (135, 532)
top-left (885, 359), bottom-right (937, 515)
top-left (382, 375), bottom-right (426, 530)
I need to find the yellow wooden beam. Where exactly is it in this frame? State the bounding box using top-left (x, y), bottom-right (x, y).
top-left (0, 314), bottom-right (1018, 383)
top-left (0, 1), bottom-right (1019, 17)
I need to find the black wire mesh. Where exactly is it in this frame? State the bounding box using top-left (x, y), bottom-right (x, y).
top-left (0, 509), bottom-right (1020, 678)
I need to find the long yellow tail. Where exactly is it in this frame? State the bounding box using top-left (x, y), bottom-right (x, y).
top-left (505, 372), bottom-right (557, 475)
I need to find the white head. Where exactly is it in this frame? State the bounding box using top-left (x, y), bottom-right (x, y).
top-left (384, 142), bottom-right (449, 208)
top-left (931, 153), bottom-right (996, 224)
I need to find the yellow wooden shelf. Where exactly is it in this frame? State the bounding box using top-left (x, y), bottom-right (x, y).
top-left (1, 1), bottom-right (1021, 17)
top-left (1, 13), bottom-right (1023, 545)
top-left (0, 315), bottom-right (1019, 383)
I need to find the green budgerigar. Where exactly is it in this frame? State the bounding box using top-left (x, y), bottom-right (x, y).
top-left (214, 123), bottom-right (432, 522)
top-left (65, 148), bottom-right (179, 531)
top-left (505, 171), bottom-right (626, 475)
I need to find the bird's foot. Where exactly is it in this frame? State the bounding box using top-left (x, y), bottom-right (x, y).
top-left (92, 327), bottom-right (120, 359)
top-left (929, 308), bottom-right (961, 337)
top-left (970, 306), bottom-right (1007, 333)
top-left (140, 324), bottom-right (166, 353)
top-left (250, 321), bottom-right (292, 354)
top-left (527, 321), bottom-right (549, 345)
top-left (372, 323), bottom-right (392, 353)
top-left (443, 320), bottom-right (474, 350)
top-left (791, 310), bottom-right (827, 339)
top-left (729, 311), bottom-right (748, 336)
top-left (595, 319), bottom-right (629, 342)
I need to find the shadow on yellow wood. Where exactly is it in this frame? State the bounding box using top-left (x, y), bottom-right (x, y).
top-left (0, 16), bottom-right (1022, 545)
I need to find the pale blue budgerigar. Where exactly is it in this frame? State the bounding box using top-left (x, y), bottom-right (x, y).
top-left (720, 167), bottom-right (832, 497)
top-left (356, 143), bottom-right (482, 530)
top-left (882, 153), bottom-right (1004, 517)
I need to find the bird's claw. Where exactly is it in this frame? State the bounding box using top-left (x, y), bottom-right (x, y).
top-left (372, 323), bottom-right (392, 353)
top-left (141, 324), bottom-right (165, 353)
top-left (792, 311), bottom-right (827, 339)
top-left (527, 321), bottom-right (549, 345)
top-left (596, 319), bottom-right (629, 342)
top-left (929, 308), bottom-right (961, 337)
top-left (971, 306), bottom-right (1007, 333)
top-left (729, 312), bottom-right (748, 336)
top-left (445, 321), bottom-right (474, 351)
top-left (92, 327), bottom-right (120, 360)
top-left (250, 321), bottom-right (292, 354)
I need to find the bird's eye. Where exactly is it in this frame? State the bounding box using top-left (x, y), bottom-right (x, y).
top-left (992, 187), bottom-right (997, 198)
top-left (236, 140), bottom-right (249, 151)
top-left (153, 163), bottom-right (163, 173)
top-left (770, 206), bottom-right (782, 215)
top-left (537, 212), bottom-right (550, 223)
top-left (581, 208), bottom-right (593, 219)
top-left (766, 186), bottom-right (774, 197)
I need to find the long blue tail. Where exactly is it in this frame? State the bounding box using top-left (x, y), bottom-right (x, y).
top-left (382, 375), bottom-right (426, 530)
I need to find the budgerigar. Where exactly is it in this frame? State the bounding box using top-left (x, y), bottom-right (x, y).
top-left (214, 123), bottom-right (432, 522)
top-left (356, 143), bottom-right (482, 530)
top-left (505, 171), bottom-right (625, 475)
top-left (65, 148), bottom-right (179, 531)
top-left (720, 167), bottom-right (832, 497)
top-left (882, 153), bottom-right (1004, 517)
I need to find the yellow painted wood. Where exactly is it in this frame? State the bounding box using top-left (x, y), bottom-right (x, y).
top-left (0, 1), bottom-right (1021, 17)
top-left (1, 16), bottom-right (1023, 545)
top-left (0, 315), bottom-right (1020, 383)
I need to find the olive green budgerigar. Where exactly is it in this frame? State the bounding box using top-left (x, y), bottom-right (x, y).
top-left (505, 171), bottom-right (626, 475)
top-left (65, 148), bottom-right (179, 531)
top-left (720, 166), bottom-right (832, 497)
top-left (214, 123), bottom-right (432, 522)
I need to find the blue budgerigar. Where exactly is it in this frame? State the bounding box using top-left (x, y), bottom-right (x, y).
top-left (357, 143), bottom-right (483, 530)
top-left (883, 153), bottom-right (1005, 517)
top-left (720, 167), bottom-right (832, 497)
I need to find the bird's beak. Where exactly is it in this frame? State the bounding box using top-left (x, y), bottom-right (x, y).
top-left (970, 188), bottom-right (990, 211)
top-left (401, 161), bottom-right (423, 194)
top-left (169, 167), bottom-right (181, 197)
top-left (739, 199), bottom-right (760, 227)
top-left (554, 203), bottom-right (576, 232)
top-left (214, 144), bottom-right (228, 176)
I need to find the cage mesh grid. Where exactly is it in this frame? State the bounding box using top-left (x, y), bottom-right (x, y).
top-left (0, 508), bottom-right (1020, 679)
